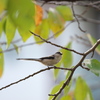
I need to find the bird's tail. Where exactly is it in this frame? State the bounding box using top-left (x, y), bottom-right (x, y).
top-left (17, 58), bottom-right (41, 62)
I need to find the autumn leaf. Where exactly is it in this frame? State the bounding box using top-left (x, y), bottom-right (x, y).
top-left (35, 4), bottom-right (43, 26)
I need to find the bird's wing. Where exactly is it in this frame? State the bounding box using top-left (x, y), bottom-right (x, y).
top-left (40, 55), bottom-right (55, 60)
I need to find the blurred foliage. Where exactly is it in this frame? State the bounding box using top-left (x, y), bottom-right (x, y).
top-left (35, 4), bottom-right (43, 26)
top-left (49, 76), bottom-right (93, 100)
top-left (84, 59), bottom-right (100, 76)
top-left (74, 77), bottom-right (93, 100)
top-left (60, 95), bottom-right (72, 100)
top-left (0, 48), bottom-right (4, 77)
top-left (7, 0), bottom-right (35, 41)
top-left (0, 0), bottom-right (73, 43)
top-left (0, 0), bottom-right (73, 77)
top-left (13, 44), bottom-right (19, 54)
top-left (61, 42), bottom-right (73, 68)
top-left (34, 19), bottom-right (49, 43)
top-left (54, 42), bottom-right (73, 79)
top-left (49, 80), bottom-right (72, 100)
top-left (6, 16), bottom-right (16, 47)
top-left (0, 0), bottom-right (99, 100)
top-left (87, 34), bottom-right (100, 55)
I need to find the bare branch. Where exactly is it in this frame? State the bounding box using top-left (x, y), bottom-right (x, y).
top-left (0, 66), bottom-right (72, 91)
top-left (71, 36), bottom-right (91, 47)
top-left (80, 65), bottom-right (90, 71)
top-left (38, 1), bottom-right (100, 11)
top-left (0, 41), bottom-right (43, 54)
top-left (0, 38), bottom-right (22, 45)
top-left (71, 2), bottom-right (86, 32)
top-left (30, 31), bottom-right (84, 55)
top-left (77, 14), bottom-right (100, 24)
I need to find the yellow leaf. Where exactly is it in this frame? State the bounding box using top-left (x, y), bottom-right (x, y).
top-left (34, 19), bottom-right (49, 44)
top-left (48, 8), bottom-right (65, 37)
top-left (0, 0), bottom-right (7, 13)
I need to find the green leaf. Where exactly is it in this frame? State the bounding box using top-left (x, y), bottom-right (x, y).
top-left (0, 48), bottom-right (4, 77)
top-left (0, 19), bottom-right (3, 36)
top-left (18, 28), bottom-right (32, 42)
top-left (53, 42), bottom-right (73, 79)
top-left (53, 61), bottom-right (62, 79)
top-left (13, 44), bottom-right (19, 54)
top-left (56, 6), bottom-right (73, 21)
top-left (87, 34), bottom-right (100, 55)
top-left (75, 77), bottom-right (93, 100)
top-left (61, 42), bottom-right (73, 68)
top-left (7, 0), bottom-right (35, 42)
top-left (75, 77), bottom-right (87, 100)
top-left (49, 80), bottom-right (64, 100)
top-left (0, 0), bottom-right (7, 13)
top-left (6, 17), bottom-right (16, 47)
top-left (87, 86), bottom-right (94, 100)
top-left (34, 19), bottom-right (49, 44)
top-left (0, 17), bottom-right (6, 37)
top-left (60, 95), bottom-right (72, 100)
top-left (84, 59), bottom-right (100, 76)
top-left (48, 8), bottom-right (65, 37)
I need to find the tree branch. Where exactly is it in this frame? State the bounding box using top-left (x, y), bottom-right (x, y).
top-left (49, 39), bottom-right (100, 100)
top-left (29, 31), bottom-right (100, 100)
top-left (0, 36), bottom-right (100, 100)
top-left (30, 31), bottom-right (84, 55)
top-left (0, 66), bottom-right (72, 91)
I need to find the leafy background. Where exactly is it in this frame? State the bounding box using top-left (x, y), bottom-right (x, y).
top-left (0, 0), bottom-right (100, 100)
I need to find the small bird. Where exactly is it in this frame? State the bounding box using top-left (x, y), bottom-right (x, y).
top-left (17, 52), bottom-right (62, 67)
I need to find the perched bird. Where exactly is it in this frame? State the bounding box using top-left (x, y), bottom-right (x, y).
top-left (17, 52), bottom-right (62, 67)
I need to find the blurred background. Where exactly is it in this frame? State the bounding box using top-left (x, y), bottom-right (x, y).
top-left (0, 1), bottom-right (100, 100)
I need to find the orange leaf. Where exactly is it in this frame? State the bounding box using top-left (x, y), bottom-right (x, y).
top-left (35, 5), bottom-right (43, 26)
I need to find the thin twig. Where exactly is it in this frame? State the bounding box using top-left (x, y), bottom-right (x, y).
top-left (0, 41), bottom-right (43, 53)
top-left (80, 65), bottom-right (90, 71)
top-left (71, 34), bottom-right (91, 47)
top-left (0, 38), bottom-right (22, 45)
top-left (77, 14), bottom-right (100, 24)
top-left (71, 2), bottom-right (86, 32)
top-left (30, 31), bottom-right (84, 55)
top-left (37, 1), bottom-right (100, 11)
top-left (91, 50), bottom-right (95, 58)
